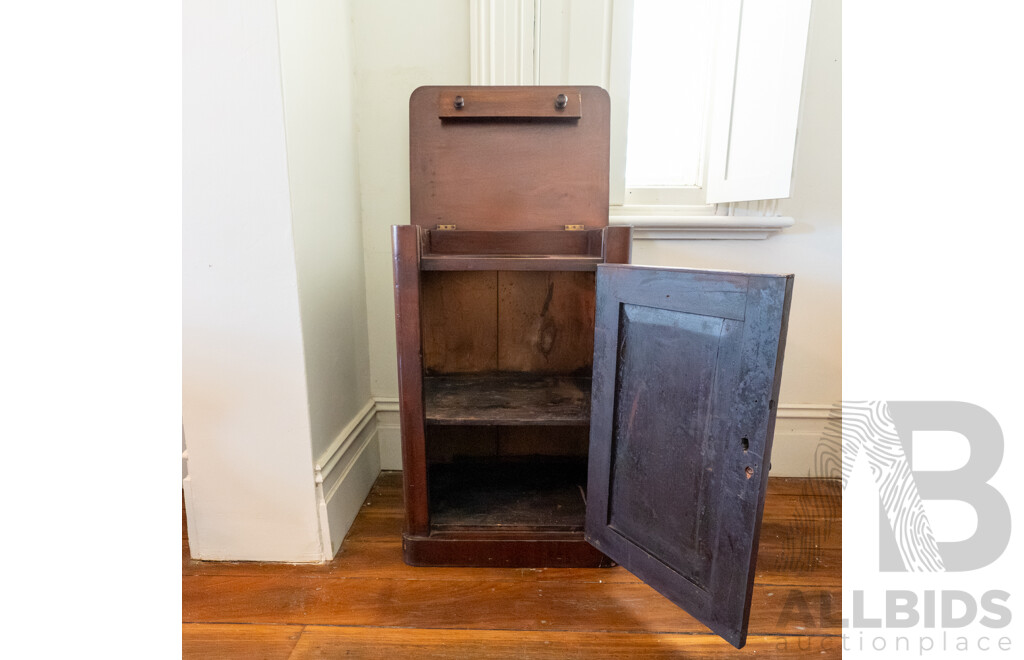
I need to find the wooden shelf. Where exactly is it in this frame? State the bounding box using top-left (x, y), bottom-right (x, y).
top-left (418, 229), bottom-right (610, 271)
top-left (429, 460), bottom-right (587, 531)
top-left (424, 374), bottom-right (591, 426)
top-left (420, 254), bottom-right (602, 271)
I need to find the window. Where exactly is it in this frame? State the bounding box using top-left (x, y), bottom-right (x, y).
top-left (468, 0), bottom-right (813, 237)
top-left (624, 0), bottom-right (714, 204)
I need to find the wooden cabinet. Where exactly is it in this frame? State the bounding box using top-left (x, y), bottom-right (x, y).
top-left (392, 86), bottom-right (793, 649)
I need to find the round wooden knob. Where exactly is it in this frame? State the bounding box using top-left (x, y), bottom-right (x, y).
top-left (454, 95), bottom-right (465, 109)
top-left (555, 93), bottom-right (568, 109)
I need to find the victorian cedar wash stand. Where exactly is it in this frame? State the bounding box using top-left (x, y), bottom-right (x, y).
top-left (392, 86), bottom-right (793, 649)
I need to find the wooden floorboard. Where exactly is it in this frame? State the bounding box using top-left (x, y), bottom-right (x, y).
top-left (183, 575), bottom-right (839, 635)
top-left (183, 471), bottom-right (841, 658)
top-left (184, 538), bottom-right (839, 588)
top-left (287, 627), bottom-right (841, 659)
top-left (182, 623), bottom-right (303, 660)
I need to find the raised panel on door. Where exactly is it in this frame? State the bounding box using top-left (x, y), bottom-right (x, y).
top-left (585, 264), bottom-right (793, 649)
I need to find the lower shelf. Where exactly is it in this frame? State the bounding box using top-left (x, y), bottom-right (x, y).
top-left (429, 460), bottom-right (587, 532)
top-left (424, 374), bottom-right (591, 426)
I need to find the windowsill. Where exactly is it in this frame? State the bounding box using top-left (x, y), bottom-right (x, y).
top-left (610, 205), bottom-right (795, 240)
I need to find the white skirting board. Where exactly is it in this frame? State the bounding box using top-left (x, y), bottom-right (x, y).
top-left (374, 398), bottom-right (402, 470)
top-left (372, 399), bottom-right (840, 478)
top-left (182, 400), bottom-right (383, 563)
top-left (767, 404), bottom-right (841, 479)
top-left (314, 400), bottom-right (382, 559)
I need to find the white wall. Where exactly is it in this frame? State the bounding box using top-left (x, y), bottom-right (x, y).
top-left (182, 0), bottom-right (322, 561)
top-left (276, 0), bottom-right (374, 462)
top-left (276, 0), bottom-right (380, 556)
top-left (351, 0), bottom-right (470, 402)
top-left (352, 0), bottom-right (841, 477)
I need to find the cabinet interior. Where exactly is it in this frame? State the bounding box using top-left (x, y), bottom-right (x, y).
top-left (419, 267), bottom-right (596, 532)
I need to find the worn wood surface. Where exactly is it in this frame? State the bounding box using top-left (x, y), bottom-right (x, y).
top-left (586, 264), bottom-right (795, 649)
top-left (429, 459), bottom-right (587, 530)
top-left (288, 628), bottom-right (839, 659)
top-left (420, 270), bottom-right (498, 373)
top-left (425, 425), bottom-right (499, 462)
top-left (410, 86), bottom-right (609, 230)
top-left (421, 254), bottom-right (604, 271)
top-left (498, 271), bottom-right (596, 373)
top-left (424, 374), bottom-right (591, 425)
top-left (423, 425), bottom-right (589, 465)
top-left (182, 624), bottom-right (302, 660)
top-left (391, 225), bottom-right (430, 536)
top-left (498, 425), bottom-right (590, 457)
top-left (183, 472), bottom-right (841, 658)
top-left (425, 229), bottom-right (603, 256)
top-left (402, 532), bottom-right (613, 568)
top-left (184, 576), bottom-right (837, 632)
top-left (436, 87), bottom-right (583, 119)
top-left (602, 225), bottom-right (633, 264)
top-left (183, 537), bottom-right (838, 585)
top-left (420, 228), bottom-right (616, 271)
top-left (422, 270), bottom-right (597, 376)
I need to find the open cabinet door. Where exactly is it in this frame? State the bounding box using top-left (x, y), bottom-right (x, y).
top-left (585, 264), bottom-right (793, 649)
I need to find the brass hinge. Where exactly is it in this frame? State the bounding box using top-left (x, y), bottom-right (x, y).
top-left (564, 224), bottom-right (585, 231)
top-left (436, 224), bottom-right (457, 230)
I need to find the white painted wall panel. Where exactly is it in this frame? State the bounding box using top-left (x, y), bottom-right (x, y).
top-left (182, 0), bottom-right (322, 561)
top-left (276, 0), bottom-right (374, 463)
top-left (351, 0), bottom-right (470, 398)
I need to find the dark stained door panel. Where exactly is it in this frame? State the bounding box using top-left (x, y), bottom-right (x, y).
top-left (585, 264), bottom-right (793, 648)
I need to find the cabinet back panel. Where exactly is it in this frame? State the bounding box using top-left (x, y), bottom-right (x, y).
top-left (425, 426), bottom-right (499, 463)
top-left (421, 271), bottom-right (596, 376)
top-left (498, 426), bottom-right (589, 458)
top-left (421, 271), bottom-right (499, 373)
top-left (498, 271), bottom-right (596, 374)
top-left (426, 426), bottom-right (589, 464)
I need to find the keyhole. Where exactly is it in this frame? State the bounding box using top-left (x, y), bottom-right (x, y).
top-left (741, 437), bottom-right (749, 452)
top-left (745, 466), bottom-right (754, 479)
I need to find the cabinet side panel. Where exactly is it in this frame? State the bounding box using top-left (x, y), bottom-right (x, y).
top-left (603, 226), bottom-right (633, 265)
top-left (421, 271), bottom-right (499, 374)
top-left (497, 271), bottom-right (596, 374)
top-left (392, 225), bottom-right (429, 535)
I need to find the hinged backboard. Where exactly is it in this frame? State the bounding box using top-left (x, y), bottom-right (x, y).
top-left (409, 86), bottom-right (610, 231)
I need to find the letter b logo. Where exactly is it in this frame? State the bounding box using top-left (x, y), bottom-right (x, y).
top-left (844, 401), bottom-right (1010, 572)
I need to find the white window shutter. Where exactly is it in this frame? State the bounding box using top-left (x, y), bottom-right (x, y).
top-left (705, 0), bottom-right (812, 204)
